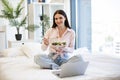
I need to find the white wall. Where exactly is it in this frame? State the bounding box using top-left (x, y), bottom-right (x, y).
top-left (64, 0), bottom-right (71, 25)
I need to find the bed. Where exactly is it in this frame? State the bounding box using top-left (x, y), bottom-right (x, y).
top-left (0, 43), bottom-right (120, 80)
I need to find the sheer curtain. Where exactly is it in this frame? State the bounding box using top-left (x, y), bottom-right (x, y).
top-left (70, 0), bottom-right (91, 51)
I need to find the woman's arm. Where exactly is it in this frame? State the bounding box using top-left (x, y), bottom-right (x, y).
top-left (41, 28), bottom-right (51, 51)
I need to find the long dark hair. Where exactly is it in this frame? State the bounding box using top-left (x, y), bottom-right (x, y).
top-left (52, 10), bottom-right (71, 29)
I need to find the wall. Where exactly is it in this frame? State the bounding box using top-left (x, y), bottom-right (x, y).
top-left (64, 0), bottom-right (71, 25)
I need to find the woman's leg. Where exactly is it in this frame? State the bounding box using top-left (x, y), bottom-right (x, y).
top-left (34, 54), bottom-right (59, 69)
top-left (54, 53), bottom-right (69, 66)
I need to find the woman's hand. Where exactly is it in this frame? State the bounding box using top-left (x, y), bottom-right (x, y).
top-left (51, 45), bottom-right (65, 54)
top-left (43, 38), bottom-right (49, 46)
top-left (57, 46), bottom-right (65, 54)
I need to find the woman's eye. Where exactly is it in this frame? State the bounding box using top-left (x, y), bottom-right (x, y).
top-left (59, 17), bottom-right (63, 19)
top-left (55, 17), bottom-right (63, 20)
top-left (55, 18), bottom-right (58, 20)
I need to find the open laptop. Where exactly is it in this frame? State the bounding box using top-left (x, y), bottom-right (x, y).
top-left (52, 61), bottom-right (89, 78)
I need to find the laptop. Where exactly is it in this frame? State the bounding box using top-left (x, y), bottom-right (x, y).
top-left (52, 61), bottom-right (89, 78)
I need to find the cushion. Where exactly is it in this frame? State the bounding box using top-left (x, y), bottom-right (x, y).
top-left (21, 43), bottom-right (47, 58)
top-left (73, 47), bottom-right (90, 56)
top-left (0, 47), bottom-right (24, 57)
top-left (67, 55), bottom-right (84, 63)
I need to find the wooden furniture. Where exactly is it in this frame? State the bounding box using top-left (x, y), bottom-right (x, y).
top-left (0, 26), bottom-right (6, 51)
top-left (8, 40), bottom-right (35, 48)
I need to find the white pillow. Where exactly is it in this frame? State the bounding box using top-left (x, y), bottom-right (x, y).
top-left (21, 43), bottom-right (46, 58)
top-left (0, 47), bottom-right (24, 57)
top-left (73, 47), bottom-right (90, 55)
top-left (67, 55), bottom-right (84, 63)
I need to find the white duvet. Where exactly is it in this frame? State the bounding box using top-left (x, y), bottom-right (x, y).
top-left (0, 52), bottom-right (120, 80)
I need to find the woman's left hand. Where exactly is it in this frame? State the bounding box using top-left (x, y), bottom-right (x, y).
top-left (56, 46), bottom-right (65, 54)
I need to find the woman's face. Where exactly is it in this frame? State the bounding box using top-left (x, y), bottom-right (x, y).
top-left (54, 14), bottom-right (66, 27)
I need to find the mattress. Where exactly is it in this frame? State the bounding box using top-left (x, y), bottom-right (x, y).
top-left (0, 52), bottom-right (120, 80)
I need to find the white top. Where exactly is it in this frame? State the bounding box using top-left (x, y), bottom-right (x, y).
top-left (41, 27), bottom-right (75, 54)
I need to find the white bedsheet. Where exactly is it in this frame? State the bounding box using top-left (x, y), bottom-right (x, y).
top-left (0, 53), bottom-right (120, 80)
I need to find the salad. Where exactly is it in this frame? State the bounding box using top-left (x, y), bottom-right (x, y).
top-left (52, 42), bottom-right (66, 46)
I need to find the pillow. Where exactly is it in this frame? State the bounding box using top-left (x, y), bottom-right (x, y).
top-left (67, 55), bottom-right (84, 63)
top-left (0, 47), bottom-right (24, 57)
top-left (21, 43), bottom-right (46, 58)
top-left (73, 47), bottom-right (90, 55)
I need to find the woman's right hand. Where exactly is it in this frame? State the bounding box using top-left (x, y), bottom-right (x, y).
top-left (43, 38), bottom-right (49, 46)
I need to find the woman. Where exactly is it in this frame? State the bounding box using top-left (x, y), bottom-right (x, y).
top-left (34, 10), bottom-right (75, 69)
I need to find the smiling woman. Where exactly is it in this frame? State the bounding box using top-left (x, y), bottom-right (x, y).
top-left (34, 10), bottom-right (75, 69)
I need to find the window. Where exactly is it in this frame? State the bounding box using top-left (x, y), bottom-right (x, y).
top-left (71, 0), bottom-right (120, 54)
top-left (92, 0), bottom-right (120, 54)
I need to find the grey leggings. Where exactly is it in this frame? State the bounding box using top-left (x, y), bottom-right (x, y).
top-left (34, 53), bottom-right (68, 69)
